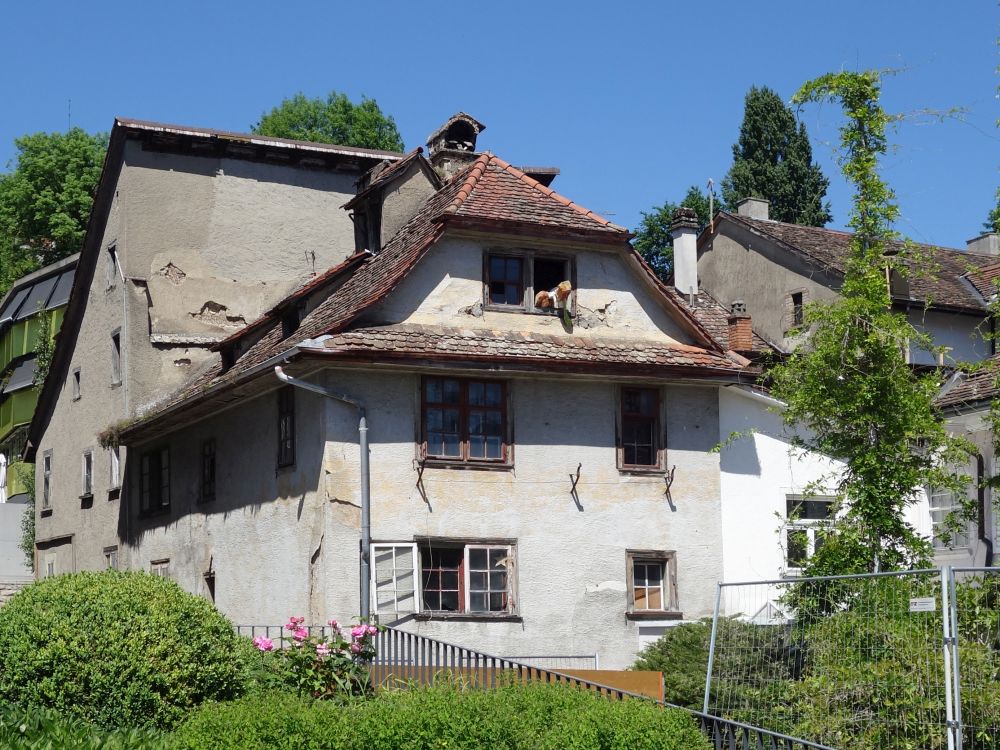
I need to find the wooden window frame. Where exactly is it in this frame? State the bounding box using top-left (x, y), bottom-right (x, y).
top-left (108, 446), bottom-right (120, 491)
top-left (103, 545), bottom-right (119, 570)
top-left (200, 438), bottom-right (216, 503)
top-left (420, 376), bottom-right (510, 466)
top-left (277, 387), bottom-right (296, 469)
top-left (625, 550), bottom-right (679, 619)
top-left (139, 446), bottom-right (170, 516)
top-left (482, 249), bottom-right (575, 315)
top-left (371, 542), bottom-right (421, 618)
top-left (415, 540), bottom-right (517, 617)
top-left (150, 558), bottom-right (170, 578)
top-left (616, 386), bottom-right (665, 472)
top-left (81, 450), bottom-right (93, 499)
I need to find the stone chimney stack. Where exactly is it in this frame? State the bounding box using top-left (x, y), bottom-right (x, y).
top-left (727, 300), bottom-right (753, 352)
top-left (426, 112), bottom-right (486, 180)
top-left (670, 207), bottom-right (700, 297)
top-left (736, 197), bottom-right (770, 221)
top-left (967, 232), bottom-right (999, 256)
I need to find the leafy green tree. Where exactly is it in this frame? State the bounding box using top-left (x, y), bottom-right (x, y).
top-left (633, 185), bottom-right (718, 281)
top-left (253, 92), bottom-right (404, 152)
top-left (988, 190), bottom-right (1000, 233)
top-left (770, 71), bottom-right (969, 576)
top-left (0, 128), bottom-right (107, 297)
top-left (721, 86), bottom-right (832, 226)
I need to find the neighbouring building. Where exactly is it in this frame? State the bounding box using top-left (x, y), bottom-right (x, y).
top-left (0, 255), bottom-right (77, 596)
top-left (696, 199), bottom-right (998, 366)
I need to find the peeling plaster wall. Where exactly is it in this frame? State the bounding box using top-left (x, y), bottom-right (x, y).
top-left (122, 383), bottom-right (331, 622)
top-left (129, 366), bottom-right (724, 669)
top-left (363, 236), bottom-right (695, 345)
top-left (35, 144), bottom-right (366, 579)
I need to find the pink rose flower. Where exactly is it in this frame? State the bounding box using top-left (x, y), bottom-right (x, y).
top-left (316, 642), bottom-right (331, 658)
top-left (366, 624), bottom-right (378, 636)
top-left (350, 641), bottom-right (362, 654)
top-left (327, 619), bottom-right (339, 630)
top-left (252, 636), bottom-right (274, 652)
top-left (351, 624), bottom-right (367, 639)
top-left (293, 627), bottom-right (308, 642)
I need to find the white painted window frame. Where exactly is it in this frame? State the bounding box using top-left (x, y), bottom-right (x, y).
top-left (81, 450), bottom-right (93, 497)
top-left (463, 543), bottom-right (514, 614)
top-left (108, 446), bottom-right (120, 490)
top-left (370, 543), bottom-right (421, 616)
top-left (783, 495), bottom-right (835, 572)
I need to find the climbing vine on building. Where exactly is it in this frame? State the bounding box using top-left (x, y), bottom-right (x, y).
top-left (770, 70), bottom-right (970, 576)
top-left (31, 304), bottom-right (53, 387)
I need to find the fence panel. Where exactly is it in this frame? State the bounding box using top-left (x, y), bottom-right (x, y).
top-left (953, 567), bottom-right (1000, 750)
top-left (706, 570), bottom-right (949, 750)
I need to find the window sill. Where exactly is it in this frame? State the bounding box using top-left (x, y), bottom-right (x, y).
top-left (107, 487), bottom-right (120, 501)
top-left (625, 611), bottom-right (683, 621)
top-left (72, 395), bottom-right (81, 402)
top-left (482, 304), bottom-right (574, 318)
top-left (618, 466), bottom-right (665, 476)
top-left (421, 459), bottom-right (512, 472)
top-left (413, 613), bottom-right (522, 623)
top-left (40, 508), bottom-right (52, 518)
top-left (110, 381), bottom-right (122, 390)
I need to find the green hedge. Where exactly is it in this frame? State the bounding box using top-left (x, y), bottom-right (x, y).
top-left (0, 701), bottom-right (167, 749)
top-left (0, 571), bottom-right (250, 730)
top-left (169, 683), bottom-right (711, 750)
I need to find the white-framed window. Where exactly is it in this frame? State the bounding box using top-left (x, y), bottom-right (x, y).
top-left (626, 550), bottom-right (678, 613)
top-left (373, 541), bottom-right (516, 616)
top-left (41, 451), bottom-right (52, 509)
top-left (108, 446), bottom-right (120, 490)
top-left (81, 451), bottom-right (93, 497)
top-left (150, 559), bottom-right (170, 578)
top-left (784, 495), bottom-right (835, 570)
top-left (929, 469), bottom-right (975, 552)
top-left (371, 543), bottom-right (419, 617)
top-left (104, 546), bottom-right (118, 570)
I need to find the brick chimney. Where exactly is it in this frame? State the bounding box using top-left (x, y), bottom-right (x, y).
top-left (727, 300), bottom-right (753, 352)
top-left (736, 197), bottom-right (770, 221)
top-left (967, 232), bottom-right (999, 256)
top-left (670, 207), bottom-right (700, 297)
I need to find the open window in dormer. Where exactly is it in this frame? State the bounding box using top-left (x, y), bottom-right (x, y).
top-left (484, 250), bottom-right (573, 314)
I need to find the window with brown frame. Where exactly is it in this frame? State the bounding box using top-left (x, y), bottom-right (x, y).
top-left (422, 377), bottom-right (507, 463)
top-left (626, 551), bottom-right (678, 614)
top-left (487, 255), bottom-right (524, 306)
top-left (140, 447), bottom-right (170, 514)
top-left (418, 542), bottom-right (515, 614)
top-left (619, 387), bottom-right (660, 469)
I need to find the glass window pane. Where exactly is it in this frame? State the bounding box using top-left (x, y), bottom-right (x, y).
top-left (490, 257), bottom-right (506, 280)
top-left (489, 593), bottom-right (506, 611)
top-left (441, 591), bottom-right (459, 611)
top-left (469, 572), bottom-right (487, 590)
top-left (426, 378), bottom-right (442, 403)
top-left (489, 548), bottom-right (507, 567)
top-left (443, 434), bottom-right (460, 457)
top-left (469, 592), bottom-right (487, 612)
top-left (646, 588), bottom-right (662, 610)
top-left (489, 571), bottom-right (506, 590)
top-left (505, 258), bottom-right (521, 280)
top-left (442, 380), bottom-right (460, 404)
top-left (441, 571), bottom-right (459, 590)
top-left (469, 436), bottom-right (486, 459)
top-left (469, 548), bottom-right (487, 568)
top-left (468, 382), bottom-right (485, 406)
top-left (485, 437), bottom-right (502, 459)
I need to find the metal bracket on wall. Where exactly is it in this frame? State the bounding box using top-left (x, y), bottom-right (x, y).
top-left (415, 458), bottom-right (430, 509)
top-left (569, 462), bottom-right (583, 511)
top-left (664, 465), bottom-right (677, 511)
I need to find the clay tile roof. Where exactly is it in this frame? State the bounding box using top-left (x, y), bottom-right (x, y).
top-left (666, 288), bottom-right (773, 354)
top-left (963, 260), bottom-right (1000, 300)
top-left (441, 154), bottom-right (627, 236)
top-left (936, 357), bottom-right (1000, 409)
top-left (314, 323), bottom-right (745, 372)
top-left (725, 213), bottom-right (994, 312)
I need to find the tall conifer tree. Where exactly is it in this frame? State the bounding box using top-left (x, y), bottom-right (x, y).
top-left (722, 86), bottom-right (832, 226)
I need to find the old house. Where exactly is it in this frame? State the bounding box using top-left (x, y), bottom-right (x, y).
top-left (26, 112), bottom-right (784, 668)
top-left (696, 199), bottom-right (998, 365)
top-left (25, 118), bottom-right (401, 580)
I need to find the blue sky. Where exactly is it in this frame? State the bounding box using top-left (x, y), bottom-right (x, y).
top-left (1, 1), bottom-right (996, 249)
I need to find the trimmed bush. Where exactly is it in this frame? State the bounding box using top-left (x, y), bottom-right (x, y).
top-left (169, 683), bottom-right (711, 750)
top-left (0, 701), bottom-right (167, 749)
top-left (0, 571), bottom-right (250, 730)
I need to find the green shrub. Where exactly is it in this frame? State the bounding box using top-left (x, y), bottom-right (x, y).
top-left (0, 701), bottom-right (167, 749)
top-left (169, 683), bottom-right (711, 750)
top-left (0, 571), bottom-right (250, 730)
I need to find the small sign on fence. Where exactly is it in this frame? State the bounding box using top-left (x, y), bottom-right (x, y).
top-left (908, 597), bottom-right (936, 613)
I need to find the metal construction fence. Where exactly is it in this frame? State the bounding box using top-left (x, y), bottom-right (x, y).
top-left (705, 567), bottom-right (1000, 750)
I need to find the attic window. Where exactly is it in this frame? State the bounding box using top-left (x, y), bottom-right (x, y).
top-left (281, 308), bottom-right (301, 339)
top-left (484, 251), bottom-right (573, 314)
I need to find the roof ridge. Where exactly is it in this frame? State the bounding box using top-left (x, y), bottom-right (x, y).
top-left (489, 155), bottom-right (625, 232)
top-left (441, 153), bottom-right (492, 215)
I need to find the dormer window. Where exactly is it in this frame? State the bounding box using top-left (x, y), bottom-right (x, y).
top-left (484, 251), bottom-right (573, 314)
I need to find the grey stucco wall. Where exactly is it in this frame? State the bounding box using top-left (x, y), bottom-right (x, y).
top-left (379, 167), bottom-right (436, 246)
top-left (697, 225), bottom-right (841, 348)
top-left (35, 144), bottom-right (365, 580)
top-left (123, 366), bottom-right (723, 669)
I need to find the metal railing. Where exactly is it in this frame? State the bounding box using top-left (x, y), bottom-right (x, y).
top-left (235, 622), bottom-right (836, 749)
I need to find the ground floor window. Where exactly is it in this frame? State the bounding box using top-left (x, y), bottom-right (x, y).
top-left (150, 559), bottom-right (170, 578)
top-left (784, 495), bottom-right (835, 570)
top-left (103, 546), bottom-right (118, 570)
top-left (371, 541), bottom-right (516, 616)
top-left (626, 550), bottom-right (677, 613)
